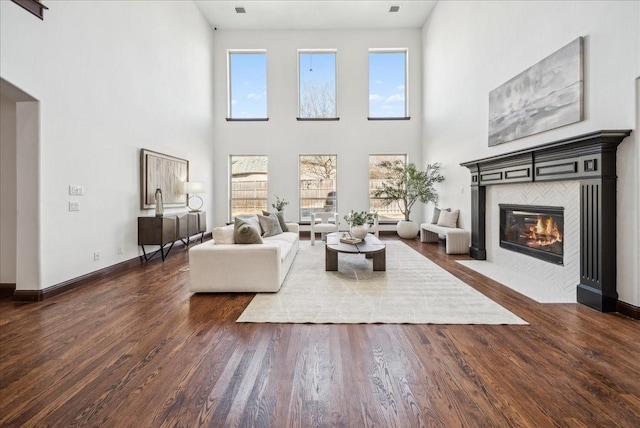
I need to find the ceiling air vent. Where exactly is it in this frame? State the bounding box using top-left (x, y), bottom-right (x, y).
top-left (389, 6), bottom-right (400, 13)
top-left (235, 6), bottom-right (246, 14)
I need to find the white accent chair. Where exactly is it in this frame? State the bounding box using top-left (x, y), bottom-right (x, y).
top-left (310, 212), bottom-right (339, 245)
top-left (368, 212), bottom-right (380, 237)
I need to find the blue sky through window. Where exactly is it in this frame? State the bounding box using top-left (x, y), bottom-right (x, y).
top-left (369, 51), bottom-right (407, 118)
top-left (229, 52), bottom-right (267, 119)
top-left (299, 52), bottom-right (336, 118)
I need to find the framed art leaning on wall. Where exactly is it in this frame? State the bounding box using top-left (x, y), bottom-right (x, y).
top-left (140, 149), bottom-right (189, 209)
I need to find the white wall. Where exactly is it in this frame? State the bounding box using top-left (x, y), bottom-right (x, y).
top-left (0, 95), bottom-right (17, 284)
top-left (421, 1), bottom-right (640, 306)
top-left (0, 1), bottom-right (215, 290)
top-left (211, 29), bottom-right (422, 228)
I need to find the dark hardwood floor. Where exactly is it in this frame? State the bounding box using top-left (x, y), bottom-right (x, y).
top-left (1, 235), bottom-right (639, 427)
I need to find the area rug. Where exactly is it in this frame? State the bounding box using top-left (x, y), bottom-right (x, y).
top-left (237, 241), bottom-right (528, 324)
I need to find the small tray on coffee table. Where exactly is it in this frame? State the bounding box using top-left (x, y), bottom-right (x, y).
top-left (339, 237), bottom-right (362, 245)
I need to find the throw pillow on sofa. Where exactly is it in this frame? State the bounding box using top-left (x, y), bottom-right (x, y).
top-left (213, 225), bottom-right (235, 244)
top-left (258, 212), bottom-right (283, 237)
top-left (431, 207), bottom-right (451, 224)
top-left (234, 217), bottom-right (263, 244)
top-left (262, 210), bottom-right (289, 232)
top-left (437, 209), bottom-right (459, 228)
top-left (235, 214), bottom-right (261, 235)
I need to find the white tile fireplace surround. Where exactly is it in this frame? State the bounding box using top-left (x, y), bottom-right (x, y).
top-left (458, 181), bottom-right (580, 303)
top-left (460, 130), bottom-right (631, 312)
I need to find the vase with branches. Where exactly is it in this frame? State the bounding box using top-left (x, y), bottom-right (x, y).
top-left (272, 195), bottom-right (289, 212)
top-left (372, 160), bottom-right (444, 237)
top-left (344, 210), bottom-right (376, 239)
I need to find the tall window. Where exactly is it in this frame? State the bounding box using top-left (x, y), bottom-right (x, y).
top-left (369, 154), bottom-right (407, 221)
top-left (299, 155), bottom-right (337, 222)
top-left (227, 51), bottom-right (267, 120)
top-left (298, 50), bottom-right (337, 119)
top-left (368, 50), bottom-right (408, 119)
top-left (230, 155), bottom-right (268, 219)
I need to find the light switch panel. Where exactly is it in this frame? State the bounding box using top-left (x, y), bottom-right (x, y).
top-left (69, 185), bottom-right (84, 196)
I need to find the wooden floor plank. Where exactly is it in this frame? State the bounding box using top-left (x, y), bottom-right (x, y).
top-left (1, 236), bottom-right (639, 427)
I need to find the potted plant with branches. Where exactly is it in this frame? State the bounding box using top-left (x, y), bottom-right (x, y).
top-left (272, 195), bottom-right (289, 213)
top-left (344, 210), bottom-right (376, 239)
top-left (371, 160), bottom-right (444, 238)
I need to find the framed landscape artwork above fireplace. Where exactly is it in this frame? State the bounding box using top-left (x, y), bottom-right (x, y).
top-left (488, 37), bottom-right (584, 146)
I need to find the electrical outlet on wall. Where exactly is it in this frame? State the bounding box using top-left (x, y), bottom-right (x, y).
top-left (117, 247), bottom-right (124, 255)
top-left (93, 251), bottom-right (100, 261)
top-left (69, 201), bottom-right (80, 211)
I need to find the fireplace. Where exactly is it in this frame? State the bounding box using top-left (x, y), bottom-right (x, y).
top-left (461, 130), bottom-right (632, 312)
top-left (500, 204), bottom-right (564, 265)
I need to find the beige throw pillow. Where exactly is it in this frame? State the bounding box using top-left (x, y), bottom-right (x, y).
top-left (258, 212), bottom-right (284, 237)
top-left (431, 207), bottom-right (450, 224)
top-left (262, 210), bottom-right (288, 232)
top-left (437, 209), bottom-right (459, 228)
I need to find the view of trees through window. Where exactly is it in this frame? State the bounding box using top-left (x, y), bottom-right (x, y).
top-left (298, 51), bottom-right (337, 119)
top-left (223, 48), bottom-right (412, 223)
top-left (228, 51), bottom-right (267, 119)
top-left (369, 154), bottom-right (407, 221)
top-left (230, 155), bottom-right (268, 219)
top-left (299, 155), bottom-right (337, 222)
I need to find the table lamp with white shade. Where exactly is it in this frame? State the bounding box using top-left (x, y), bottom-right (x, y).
top-left (183, 181), bottom-right (205, 212)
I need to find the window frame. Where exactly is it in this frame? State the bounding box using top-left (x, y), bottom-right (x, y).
top-left (229, 155), bottom-right (269, 221)
top-left (369, 154), bottom-right (408, 223)
top-left (297, 49), bottom-right (339, 121)
top-left (298, 154), bottom-right (338, 223)
top-left (226, 49), bottom-right (269, 121)
top-left (368, 48), bottom-right (410, 120)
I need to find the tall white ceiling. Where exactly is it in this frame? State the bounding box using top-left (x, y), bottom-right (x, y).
top-left (194, 0), bottom-right (438, 31)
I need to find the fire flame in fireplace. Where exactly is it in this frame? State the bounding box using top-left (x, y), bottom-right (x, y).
top-left (522, 216), bottom-right (562, 247)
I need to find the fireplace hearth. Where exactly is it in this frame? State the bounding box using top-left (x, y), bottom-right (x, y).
top-left (500, 204), bottom-right (564, 265)
top-left (461, 130), bottom-right (632, 312)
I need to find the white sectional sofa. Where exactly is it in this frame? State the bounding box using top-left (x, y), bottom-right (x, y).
top-left (189, 222), bottom-right (299, 293)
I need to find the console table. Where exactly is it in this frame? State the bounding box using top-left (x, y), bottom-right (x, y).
top-left (138, 211), bottom-right (206, 262)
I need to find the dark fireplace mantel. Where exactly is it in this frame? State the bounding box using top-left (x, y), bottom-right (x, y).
top-left (461, 130), bottom-right (632, 312)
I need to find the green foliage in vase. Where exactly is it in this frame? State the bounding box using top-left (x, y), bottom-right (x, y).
top-left (272, 195), bottom-right (289, 212)
top-left (344, 210), bottom-right (376, 226)
top-left (371, 161), bottom-right (444, 221)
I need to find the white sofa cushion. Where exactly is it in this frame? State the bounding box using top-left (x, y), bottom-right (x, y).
top-left (212, 224), bottom-right (235, 244)
top-left (263, 240), bottom-right (292, 262)
top-left (264, 231), bottom-right (298, 245)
